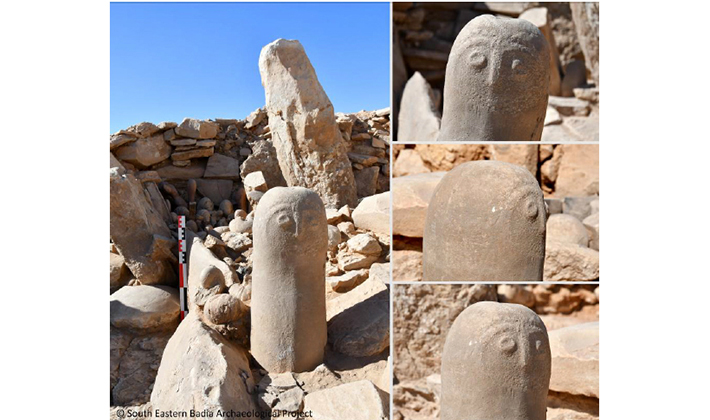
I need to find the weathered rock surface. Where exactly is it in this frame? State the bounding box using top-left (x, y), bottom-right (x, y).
top-left (188, 237), bottom-right (237, 310)
top-left (392, 172), bottom-right (445, 238)
top-left (549, 322), bottom-right (599, 398)
top-left (302, 380), bottom-right (389, 420)
top-left (583, 212), bottom-right (599, 251)
top-left (393, 284), bottom-right (498, 381)
top-left (393, 149), bottom-right (431, 177)
top-left (258, 39), bottom-right (357, 208)
top-left (204, 153), bottom-right (240, 179)
top-left (392, 250), bottom-right (423, 282)
top-left (570, 2), bottom-right (599, 85)
top-left (110, 285), bottom-right (180, 331)
top-left (351, 192), bottom-right (390, 237)
top-left (554, 141), bottom-right (599, 198)
top-left (240, 138), bottom-right (287, 189)
top-left (110, 252), bottom-right (129, 291)
top-left (110, 169), bottom-right (176, 285)
top-left (544, 242), bottom-right (600, 281)
top-left (398, 72), bottom-right (440, 142)
top-left (151, 313), bottom-right (257, 414)
top-left (114, 134), bottom-right (172, 169)
top-left (174, 118), bottom-right (219, 139)
top-left (547, 214), bottom-right (589, 247)
top-left (327, 278), bottom-right (389, 357)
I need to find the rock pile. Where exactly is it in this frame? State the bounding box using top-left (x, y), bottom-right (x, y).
top-left (110, 36), bottom-right (391, 418)
top-left (393, 2), bottom-right (599, 141)
top-left (393, 284), bottom-right (599, 420)
top-left (392, 144), bottom-right (599, 281)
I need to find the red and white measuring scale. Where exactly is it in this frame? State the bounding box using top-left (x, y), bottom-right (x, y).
top-left (178, 216), bottom-right (188, 320)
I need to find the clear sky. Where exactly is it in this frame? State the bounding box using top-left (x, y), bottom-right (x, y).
top-left (110, 2), bottom-right (390, 133)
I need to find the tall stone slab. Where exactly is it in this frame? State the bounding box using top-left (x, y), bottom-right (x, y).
top-left (398, 72), bottom-right (440, 142)
top-left (251, 187), bottom-right (328, 373)
top-left (441, 302), bottom-right (551, 420)
top-left (109, 168), bottom-right (176, 285)
top-left (258, 39), bottom-right (357, 208)
top-left (437, 15), bottom-right (550, 141)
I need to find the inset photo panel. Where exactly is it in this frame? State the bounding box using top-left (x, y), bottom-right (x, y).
top-left (393, 283), bottom-right (599, 420)
top-left (392, 144), bottom-right (599, 282)
top-left (393, 2), bottom-right (599, 142)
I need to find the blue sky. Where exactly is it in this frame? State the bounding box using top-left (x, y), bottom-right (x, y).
top-left (110, 2), bottom-right (390, 133)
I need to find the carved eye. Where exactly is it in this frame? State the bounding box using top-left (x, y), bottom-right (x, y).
top-left (277, 213), bottom-right (294, 230)
top-left (470, 52), bottom-right (487, 70)
top-left (524, 199), bottom-right (539, 220)
top-left (511, 58), bottom-right (526, 75)
top-left (499, 337), bottom-right (517, 355)
top-left (535, 339), bottom-right (543, 352)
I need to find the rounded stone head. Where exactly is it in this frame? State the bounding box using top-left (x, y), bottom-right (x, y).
top-left (442, 302), bottom-right (551, 420)
top-left (253, 186), bottom-right (328, 259)
top-left (423, 161), bottom-right (546, 281)
top-left (438, 15), bottom-right (550, 141)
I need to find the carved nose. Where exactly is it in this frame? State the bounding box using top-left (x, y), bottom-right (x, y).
top-left (487, 64), bottom-right (502, 87)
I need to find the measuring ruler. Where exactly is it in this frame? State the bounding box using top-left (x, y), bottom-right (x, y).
top-left (178, 216), bottom-right (188, 320)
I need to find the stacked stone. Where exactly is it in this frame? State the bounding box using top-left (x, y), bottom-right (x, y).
top-left (336, 108), bottom-right (391, 198)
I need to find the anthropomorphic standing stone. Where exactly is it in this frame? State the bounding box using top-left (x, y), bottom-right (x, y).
top-left (258, 39), bottom-right (358, 208)
top-left (437, 15), bottom-right (550, 141)
top-left (423, 161), bottom-right (546, 281)
top-left (251, 187), bottom-right (328, 373)
top-left (441, 302), bottom-right (551, 420)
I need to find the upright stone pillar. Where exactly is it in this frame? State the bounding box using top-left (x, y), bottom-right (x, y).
top-left (437, 15), bottom-right (550, 141)
top-left (251, 187), bottom-right (328, 373)
top-left (441, 302), bottom-right (551, 420)
top-left (258, 39), bottom-right (358, 208)
top-left (423, 161), bottom-right (546, 281)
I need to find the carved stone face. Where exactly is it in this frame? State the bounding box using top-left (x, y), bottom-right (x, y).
top-left (442, 302), bottom-right (551, 420)
top-left (254, 186), bottom-right (327, 256)
top-left (423, 161), bottom-right (546, 281)
top-left (438, 15), bottom-right (550, 141)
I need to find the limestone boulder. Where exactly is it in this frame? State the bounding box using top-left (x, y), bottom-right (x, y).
top-left (519, 7), bottom-right (562, 96)
top-left (111, 329), bottom-right (172, 405)
top-left (150, 313), bottom-right (257, 414)
top-left (393, 149), bottom-right (431, 177)
top-left (414, 144), bottom-right (489, 172)
top-left (303, 380), bottom-right (389, 420)
top-left (549, 322), bottom-right (599, 398)
top-left (570, 2), bottom-right (599, 85)
top-left (369, 262), bottom-right (390, 285)
top-left (488, 144), bottom-right (539, 176)
top-left (554, 143), bottom-right (599, 198)
top-left (188, 237), bottom-right (238, 309)
top-left (398, 72), bottom-right (440, 142)
top-left (174, 118), bottom-right (219, 139)
top-left (110, 252), bottom-right (129, 291)
top-left (110, 169), bottom-right (176, 285)
top-left (258, 39), bottom-right (357, 208)
top-left (114, 134), bottom-right (172, 169)
top-left (563, 196), bottom-right (598, 222)
top-left (354, 166), bottom-right (380, 198)
top-left (392, 172), bottom-right (445, 238)
top-left (110, 285), bottom-right (180, 332)
top-left (351, 192), bottom-right (390, 237)
top-left (204, 153), bottom-right (240, 179)
top-left (326, 278), bottom-right (389, 357)
top-left (327, 269), bottom-right (368, 293)
top-left (547, 214), bottom-right (589, 247)
top-left (544, 242), bottom-right (600, 281)
top-left (239, 139), bottom-right (287, 190)
top-left (583, 212), bottom-right (599, 251)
